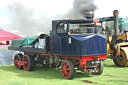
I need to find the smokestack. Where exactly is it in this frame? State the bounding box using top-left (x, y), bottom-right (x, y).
top-left (85, 11), bottom-right (94, 19)
top-left (113, 10), bottom-right (119, 35)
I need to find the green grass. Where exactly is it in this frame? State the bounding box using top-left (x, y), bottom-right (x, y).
top-left (0, 59), bottom-right (128, 85)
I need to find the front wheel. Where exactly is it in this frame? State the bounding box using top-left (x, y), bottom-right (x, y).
top-left (61, 60), bottom-right (75, 79)
top-left (92, 60), bottom-right (103, 75)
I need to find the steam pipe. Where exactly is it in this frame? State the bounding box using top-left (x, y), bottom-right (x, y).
top-left (113, 10), bottom-right (119, 35)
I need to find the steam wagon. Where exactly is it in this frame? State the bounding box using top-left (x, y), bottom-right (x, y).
top-left (8, 19), bottom-right (107, 79)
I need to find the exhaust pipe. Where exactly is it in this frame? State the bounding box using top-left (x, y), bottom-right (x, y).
top-left (113, 10), bottom-right (119, 35)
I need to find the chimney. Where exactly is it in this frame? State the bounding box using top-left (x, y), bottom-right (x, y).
top-left (85, 11), bottom-right (94, 19)
top-left (113, 10), bottom-right (119, 35)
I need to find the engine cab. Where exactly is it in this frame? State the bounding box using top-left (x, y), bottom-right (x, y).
top-left (50, 19), bottom-right (107, 56)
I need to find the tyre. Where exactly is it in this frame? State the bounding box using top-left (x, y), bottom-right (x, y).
top-left (92, 60), bottom-right (103, 75)
top-left (22, 54), bottom-right (35, 71)
top-left (61, 60), bottom-right (75, 79)
top-left (113, 49), bottom-right (128, 67)
top-left (14, 53), bottom-right (23, 69)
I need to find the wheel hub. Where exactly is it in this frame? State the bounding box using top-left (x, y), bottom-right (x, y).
top-left (118, 55), bottom-right (123, 61)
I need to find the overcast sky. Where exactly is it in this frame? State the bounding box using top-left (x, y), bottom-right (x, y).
top-left (0, 0), bottom-right (128, 35)
top-left (94, 0), bottom-right (128, 17)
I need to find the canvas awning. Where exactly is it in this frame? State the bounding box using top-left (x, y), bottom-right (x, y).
top-left (0, 30), bottom-right (21, 41)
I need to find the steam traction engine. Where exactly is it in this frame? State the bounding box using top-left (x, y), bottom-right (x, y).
top-left (8, 19), bottom-right (107, 79)
top-left (97, 10), bottom-right (128, 67)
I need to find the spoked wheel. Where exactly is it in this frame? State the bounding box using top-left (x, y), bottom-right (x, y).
top-left (92, 60), bottom-right (103, 75)
top-left (113, 49), bottom-right (128, 67)
top-left (61, 60), bottom-right (75, 79)
top-left (14, 53), bottom-right (23, 69)
top-left (22, 55), bottom-right (35, 71)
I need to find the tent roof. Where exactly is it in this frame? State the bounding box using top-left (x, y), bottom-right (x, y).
top-left (0, 30), bottom-right (21, 41)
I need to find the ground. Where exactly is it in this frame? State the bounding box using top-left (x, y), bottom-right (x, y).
top-left (0, 58), bottom-right (128, 85)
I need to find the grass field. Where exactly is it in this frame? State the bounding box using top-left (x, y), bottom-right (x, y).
top-left (0, 58), bottom-right (128, 85)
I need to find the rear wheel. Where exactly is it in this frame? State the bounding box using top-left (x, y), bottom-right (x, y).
top-left (22, 55), bottom-right (35, 71)
top-left (61, 60), bottom-right (75, 79)
top-left (92, 60), bottom-right (103, 75)
top-left (113, 49), bottom-right (128, 67)
top-left (14, 53), bottom-right (23, 69)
